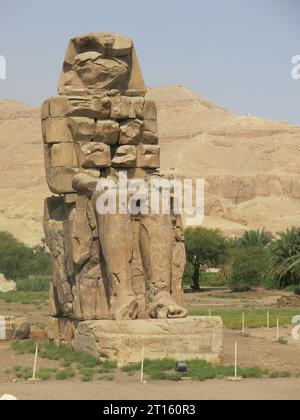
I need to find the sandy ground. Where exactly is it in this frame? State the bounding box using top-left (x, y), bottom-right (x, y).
top-left (0, 378), bottom-right (299, 401)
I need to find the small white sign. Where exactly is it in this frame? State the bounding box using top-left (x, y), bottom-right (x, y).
top-left (0, 56), bottom-right (6, 80)
top-left (291, 55), bottom-right (300, 81)
top-left (0, 316), bottom-right (6, 340)
top-left (291, 315), bottom-right (300, 341)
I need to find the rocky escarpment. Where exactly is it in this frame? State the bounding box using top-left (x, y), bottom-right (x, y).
top-left (0, 86), bottom-right (300, 244)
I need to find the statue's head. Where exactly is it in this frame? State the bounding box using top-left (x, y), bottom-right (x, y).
top-left (59, 33), bottom-right (145, 94)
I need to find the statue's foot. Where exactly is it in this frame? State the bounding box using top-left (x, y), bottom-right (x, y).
top-left (110, 293), bottom-right (139, 321)
top-left (149, 291), bottom-right (188, 319)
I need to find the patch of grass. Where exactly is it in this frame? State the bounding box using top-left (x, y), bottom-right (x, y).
top-left (12, 366), bottom-right (22, 373)
top-left (97, 367), bottom-right (114, 374)
top-left (37, 368), bottom-right (56, 381)
top-left (40, 342), bottom-right (101, 369)
top-left (277, 338), bottom-right (288, 345)
top-left (0, 291), bottom-right (48, 305)
top-left (126, 371), bottom-right (136, 377)
top-left (189, 309), bottom-right (300, 330)
top-left (79, 368), bottom-right (95, 382)
top-left (122, 359), bottom-right (265, 382)
top-left (40, 342), bottom-right (73, 361)
top-left (269, 371), bottom-right (292, 379)
top-left (101, 359), bottom-right (117, 370)
top-left (208, 294), bottom-right (240, 300)
top-left (284, 285), bottom-right (298, 293)
top-left (13, 367), bottom-right (33, 380)
top-left (239, 367), bottom-right (264, 379)
top-left (55, 368), bottom-right (75, 380)
top-left (98, 374), bottom-right (115, 381)
top-left (76, 353), bottom-right (99, 369)
top-left (121, 362), bottom-right (141, 373)
top-left (11, 339), bottom-right (36, 355)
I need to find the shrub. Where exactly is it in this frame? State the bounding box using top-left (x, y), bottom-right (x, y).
top-left (228, 247), bottom-right (270, 291)
top-left (294, 288), bottom-right (300, 296)
top-left (56, 368), bottom-right (75, 380)
top-left (37, 368), bottom-right (55, 381)
top-left (261, 277), bottom-right (279, 290)
top-left (16, 275), bottom-right (51, 292)
top-left (269, 371), bottom-right (292, 379)
top-left (98, 374), bottom-right (114, 381)
top-left (79, 367), bottom-right (95, 382)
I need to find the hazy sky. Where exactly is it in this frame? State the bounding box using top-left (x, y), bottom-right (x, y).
top-left (0, 0), bottom-right (299, 124)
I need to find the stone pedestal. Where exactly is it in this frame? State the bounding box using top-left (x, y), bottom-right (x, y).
top-left (47, 316), bottom-right (223, 366)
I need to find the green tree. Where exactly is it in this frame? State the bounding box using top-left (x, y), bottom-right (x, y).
top-left (0, 232), bottom-right (34, 279)
top-left (0, 232), bottom-right (52, 290)
top-left (270, 227), bottom-right (300, 289)
top-left (185, 227), bottom-right (228, 290)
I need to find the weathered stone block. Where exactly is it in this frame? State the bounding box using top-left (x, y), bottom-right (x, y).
top-left (68, 117), bottom-right (96, 142)
top-left (48, 95), bottom-right (111, 119)
top-left (141, 131), bottom-right (159, 145)
top-left (95, 120), bottom-right (120, 145)
top-left (42, 118), bottom-right (73, 144)
top-left (48, 143), bottom-right (79, 168)
top-left (110, 95), bottom-right (132, 119)
top-left (129, 97), bottom-right (145, 119)
top-left (57, 317), bottom-right (224, 366)
top-left (112, 146), bottom-right (137, 168)
top-left (14, 317), bottom-right (31, 340)
top-left (119, 119), bottom-right (143, 145)
top-left (46, 167), bottom-right (80, 194)
top-left (78, 142), bottom-right (111, 169)
top-left (137, 145), bottom-right (160, 169)
top-left (41, 99), bottom-right (50, 120)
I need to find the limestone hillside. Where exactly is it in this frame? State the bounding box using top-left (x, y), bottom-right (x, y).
top-left (1, 86), bottom-right (300, 245)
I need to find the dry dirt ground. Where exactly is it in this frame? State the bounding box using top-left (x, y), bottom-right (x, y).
top-left (0, 378), bottom-right (300, 401)
top-left (0, 289), bottom-right (300, 400)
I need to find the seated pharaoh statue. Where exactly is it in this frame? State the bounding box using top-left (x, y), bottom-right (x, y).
top-left (42, 33), bottom-right (187, 322)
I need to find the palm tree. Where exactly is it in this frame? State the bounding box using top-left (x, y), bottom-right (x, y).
top-left (270, 227), bottom-right (300, 288)
top-left (233, 229), bottom-right (273, 248)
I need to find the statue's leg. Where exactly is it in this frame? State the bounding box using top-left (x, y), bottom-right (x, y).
top-left (96, 212), bottom-right (139, 320)
top-left (139, 213), bottom-right (187, 319)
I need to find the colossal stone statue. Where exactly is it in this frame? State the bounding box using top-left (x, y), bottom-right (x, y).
top-left (42, 33), bottom-right (187, 323)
